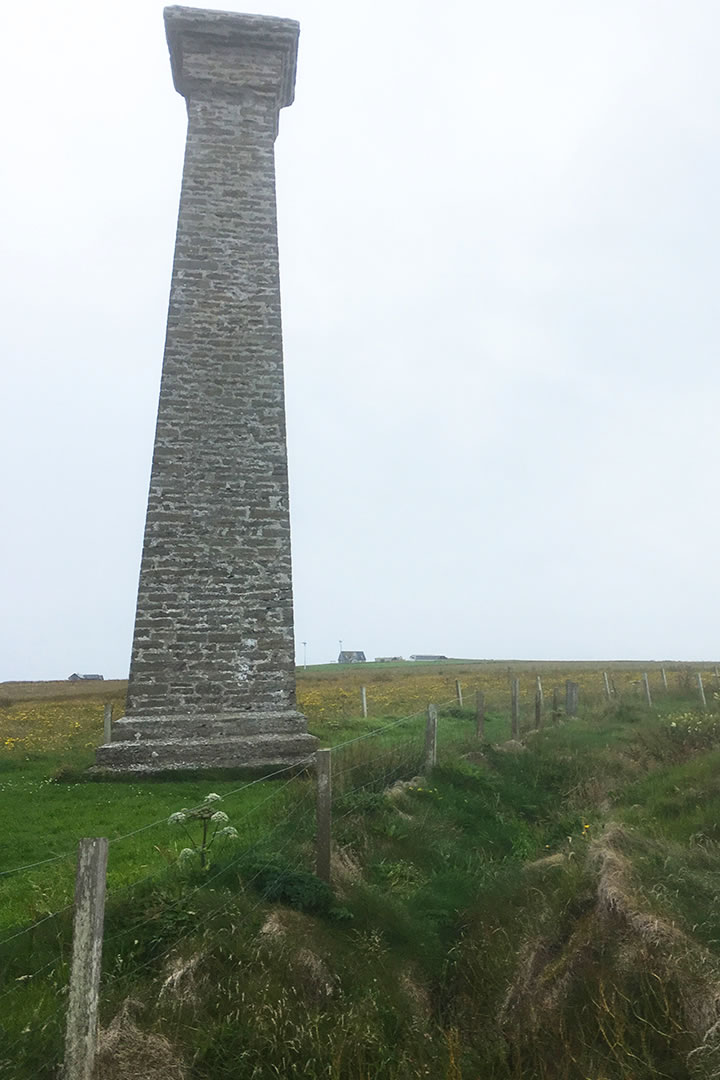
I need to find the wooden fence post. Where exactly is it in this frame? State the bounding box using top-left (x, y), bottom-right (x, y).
top-left (715, 667), bottom-right (720, 690)
top-left (475, 691), bottom-right (485, 740)
top-left (103, 704), bottom-right (112, 744)
top-left (425, 704), bottom-right (438, 770)
top-left (563, 681), bottom-right (579, 717)
top-left (455, 680), bottom-right (463, 708)
top-left (697, 673), bottom-right (707, 710)
top-left (64, 837), bottom-right (109, 1080)
top-left (642, 672), bottom-right (652, 707)
top-left (602, 672), bottom-right (612, 702)
top-left (361, 686), bottom-right (367, 719)
top-left (511, 679), bottom-right (520, 738)
top-left (315, 749), bottom-right (332, 884)
top-left (534, 676), bottom-right (544, 730)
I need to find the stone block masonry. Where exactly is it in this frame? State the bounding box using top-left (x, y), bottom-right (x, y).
top-left (96, 6), bottom-right (317, 772)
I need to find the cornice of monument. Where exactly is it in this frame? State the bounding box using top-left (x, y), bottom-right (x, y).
top-left (164, 6), bottom-right (299, 107)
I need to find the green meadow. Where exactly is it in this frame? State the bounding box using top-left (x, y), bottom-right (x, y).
top-left (2, 666), bottom-right (720, 1078)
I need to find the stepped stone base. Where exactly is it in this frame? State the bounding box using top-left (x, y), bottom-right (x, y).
top-left (94, 711), bottom-right (318, 774)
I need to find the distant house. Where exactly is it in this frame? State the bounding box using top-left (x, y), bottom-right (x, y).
top-left (337, 651), bottom-right (366, 664)
top-left (410, 655), bottom-right (448, 662)
top-left (67, 673), bottom-right (105, 682)
top-left (375, 656), bottom-right (404, 663)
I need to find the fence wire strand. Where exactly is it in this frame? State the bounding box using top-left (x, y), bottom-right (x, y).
top-left (102, 804), bottom-right (316, 994)
top-left (0, 754), bottom-right (317, 882)
top-left (99, 783), bottom-right (315, 960)
top-left (0, 696), bottom-right (462, 881)
top-left (2, 686), bottom-right (482, 1069)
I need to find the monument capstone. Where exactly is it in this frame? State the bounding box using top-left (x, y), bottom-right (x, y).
top-left (96, 6), bottom-right (317, 771)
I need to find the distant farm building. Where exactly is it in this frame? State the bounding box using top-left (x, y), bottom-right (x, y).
top-left (375, 656), bottom-right (404, 663)
top-left (67, 673), bottom-right (105, 681)
top-left (410, 655), bottom-right (448, 662)
top-left (337, 651), bottom-right (366, 664)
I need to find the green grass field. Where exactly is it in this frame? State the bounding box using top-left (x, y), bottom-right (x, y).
top-left (3, 664), bottom-right (720, 1079)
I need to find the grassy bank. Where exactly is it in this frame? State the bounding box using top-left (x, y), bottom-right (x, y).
top-left (2, 670), bottom-right (720, 1078)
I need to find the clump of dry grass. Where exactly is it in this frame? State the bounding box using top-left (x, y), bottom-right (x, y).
top-left (158, 952), bottom-right (203, 1007)
top-left (95, 999), bottom-right (187, 1080)
top-left (591, 825), bottom-right (720, 1046)
top-left (330, 844), bottom-right (364, 892)
top-left (495, 823), bottom-right (720, 1076)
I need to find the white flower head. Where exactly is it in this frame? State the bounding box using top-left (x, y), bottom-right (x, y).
top-left (178, 848), bottom-right (194, 861)
top-left (211, 810), bottom-right (229, 824)
top-left (204, 793), bottom-right (222, 804)
top-left (219, 826), bottom-right (238, 839)
top-left (168, 811), bottom-right (187, 825)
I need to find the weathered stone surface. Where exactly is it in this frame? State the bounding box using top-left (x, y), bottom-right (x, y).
top-left (109, 710), bottom-right (309, 742)
top-left (97, 7), bottom-right (315, 772)
top-left (95, 731), bottom-right (317, 773)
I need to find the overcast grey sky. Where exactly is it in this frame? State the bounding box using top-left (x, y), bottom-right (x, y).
top-left (2, 0), bottom-right (719, 679)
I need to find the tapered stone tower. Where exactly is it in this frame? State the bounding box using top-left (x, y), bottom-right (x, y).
top-left (96, 6), bottom-right (316, 771)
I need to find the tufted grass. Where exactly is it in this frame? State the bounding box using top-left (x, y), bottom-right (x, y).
top-left (3, 670), bottom-right (720, 1078)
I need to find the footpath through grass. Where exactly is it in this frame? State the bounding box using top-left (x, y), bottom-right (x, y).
top-left (3, 675), bottom-right (720, 1078)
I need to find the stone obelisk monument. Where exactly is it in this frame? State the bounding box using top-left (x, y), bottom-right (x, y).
top-left (97, 6), bottom-right (316, 771)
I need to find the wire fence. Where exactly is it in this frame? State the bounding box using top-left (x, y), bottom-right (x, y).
top-left (1, 668), bottom-right (717, 1077)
